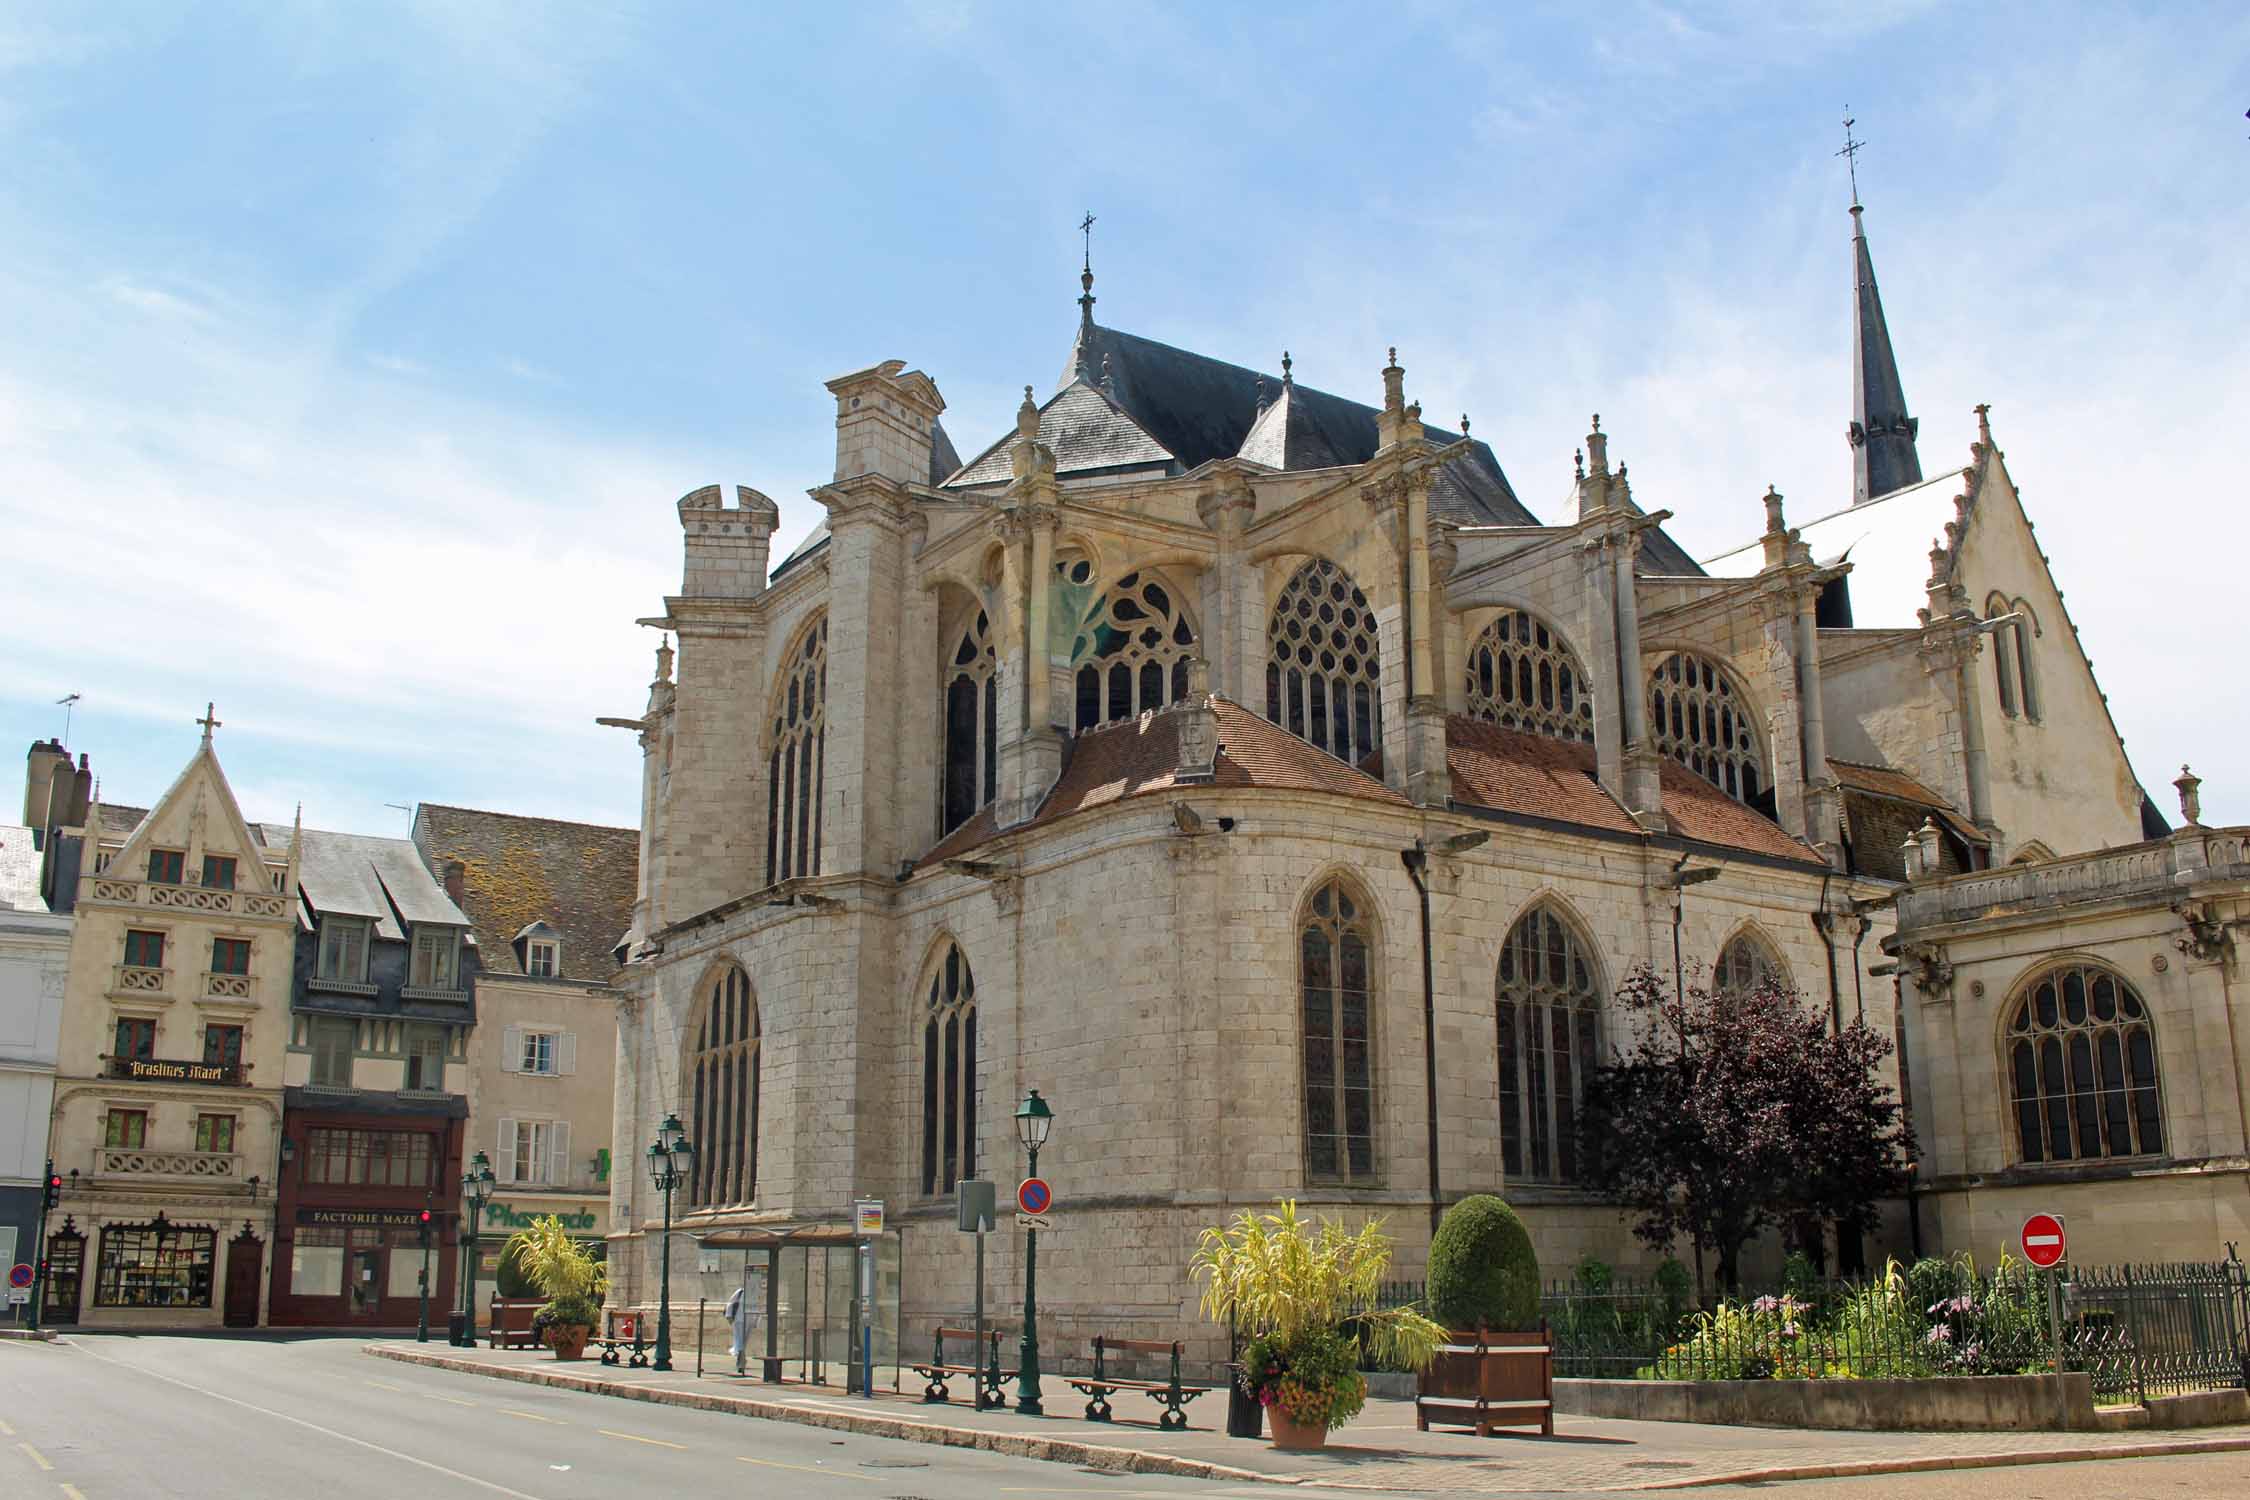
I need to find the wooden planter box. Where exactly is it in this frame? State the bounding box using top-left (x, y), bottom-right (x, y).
top-left (1416, 1326), bottom-right (1554, 1436)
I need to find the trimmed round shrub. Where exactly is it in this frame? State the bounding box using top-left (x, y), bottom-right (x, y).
top-left (495, 1239), bottom-right (538, 1299)
top-left (1426, 1194), bottom-right (1541, 1332)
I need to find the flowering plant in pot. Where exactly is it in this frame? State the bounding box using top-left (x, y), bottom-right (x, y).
top-left (1192, 1201), bottom-right (1443, 1450)
top-left (506, 1215), bottom-right (605, 1361)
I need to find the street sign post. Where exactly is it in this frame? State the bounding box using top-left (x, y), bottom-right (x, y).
top-left (2020, 1213), bottom-right (2066, 1268)
top-left (1017, 1178), bottom-right (1052, 1216)
top-left (957, 1180), bottom-right (996, 1406)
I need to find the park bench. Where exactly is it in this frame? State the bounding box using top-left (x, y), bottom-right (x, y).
top-left (1067, 1336), bottom-right (1208, 1430)
top-left (910, 1325), bottom-right (1012, 1409)
top-left (486, 1296), bottom-right (543, 1351)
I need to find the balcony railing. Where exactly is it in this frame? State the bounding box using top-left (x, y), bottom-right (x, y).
top-left (1898, 826), bottom-right (2250, 931)
top-left (401, 984), bottom-right (469, 1003)
top-left (90, 1148), bottom-right (245, 1182)
top-left (203, 971), bottom-right (253, 1000)
top-left (307, 975), bottom-right (379, 998)
top-left (89, 876), bottom-right (289, 921)
top-left (103, 1054), bottom-right (248, 1086)
top-left (112, 963), bottom-right (170, 996)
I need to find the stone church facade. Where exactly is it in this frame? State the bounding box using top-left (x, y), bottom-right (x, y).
top-left (603, 205), bottom-right (2246, 1353)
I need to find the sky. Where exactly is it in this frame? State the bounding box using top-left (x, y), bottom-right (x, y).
top-left (2, 1), bottom-right (2244, 836)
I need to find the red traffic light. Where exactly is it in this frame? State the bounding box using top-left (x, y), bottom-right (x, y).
top-left (418, 1209), bottom-right (432, 1224)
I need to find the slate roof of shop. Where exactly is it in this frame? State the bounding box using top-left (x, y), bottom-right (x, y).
top-left (297, 828), bottom-right (469, 941)
top-left (413, 804), bottom-right (638, 982)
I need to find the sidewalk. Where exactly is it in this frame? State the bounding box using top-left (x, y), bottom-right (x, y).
top-left (365, 1341), bottom-right (2250, 1492)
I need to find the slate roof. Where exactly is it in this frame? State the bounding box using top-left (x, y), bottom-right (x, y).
top-left (1850, 204), bottom-right (1924, 504)
top-left (1702, 466), bottom-right (1961, 627)
top-left (919, 698), bottom-right (1821, 867)
top-left (97, 804), bottom-right (150, 838)
top-left (0, 823), bottom-right (45, 912)
top-left (297, 828), bottom-right (470, 941)
top-left (412, 804), bottom-right (638, 983)
top-left (946, 379), bottom-right (1175, 486)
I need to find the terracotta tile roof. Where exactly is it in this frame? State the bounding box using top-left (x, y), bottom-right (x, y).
top-left (1443, 719), bottom-right (1639, 835)
top-left (1654, 759), bottom-right (1824, 863)
top-left (1828, 757), bottom-right (1984, 844)
top-left (412, 804), bottom-right (638, 983)
top-left (916, 697), bottom-right (1404, 863)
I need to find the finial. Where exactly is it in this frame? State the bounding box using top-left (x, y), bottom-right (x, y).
top-left (196, 701), bottom-right (222, 746)
top-left (1460, 413), bottom-right (1471, 438)
top-left (2175, 764), bottom-right (2203, 827)
top-left (1100, 352), bottom-right (1114, 394)
top-left (1016, 384), bottom-right (1040, 442)
top-left (1280, 350), bottom-right (1293, 388)
top-left (1763, 484), bottom-right (1786, 534)
top-left (1022, 384), bottom-right (1035, 406)
top-left (1574, 448), bottom-right (1584, 480)
top-left (1836, 111), bottom-right (1865, 209)
top-left (655, 634), bottom-right (674, 683)
top-left (1974, 402), bottom-right (1992, 444)
top-left (1590, 413), bottom-right (1600, 433)
top-left (1584, 415), bottom-right (1608, 475)
top-left (1077, 211), bottom-right (1097, 326)
top-left (1386, 346), bottom-right (1399, 369)
top-left (1254, 375), bottom-right (1268, 411)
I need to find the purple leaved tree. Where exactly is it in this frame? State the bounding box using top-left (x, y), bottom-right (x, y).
top-left (1576, 965), bottom-right (1914, 1296)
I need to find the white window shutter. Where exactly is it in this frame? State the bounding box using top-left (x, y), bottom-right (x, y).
top-left (501, 1025), bottom-right (522, 1073)
top-left (496, 1118), bottom-right (518, 1184)
top-left (549, 1121), bottom-right (571, 1187)
top-left (557, 1032), bottom-right (576, 1077)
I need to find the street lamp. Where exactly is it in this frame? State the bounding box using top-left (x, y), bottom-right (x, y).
top-left (454, 1151), bottom-right (496, 1347)
top-left (646, 1112), bottom-right (694, 1373)
top-left (1400, 830), bottom-right (1490, 1235)
top-left (1014, 1089), bottom-right (1055, 1416)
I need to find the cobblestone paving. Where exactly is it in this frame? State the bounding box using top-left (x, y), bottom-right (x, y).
top-left (376, 1343), bottom-right (2250, 1493)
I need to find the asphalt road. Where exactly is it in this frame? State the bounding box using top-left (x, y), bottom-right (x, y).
top-left (2, 1333), bottom-right (2244, 1499)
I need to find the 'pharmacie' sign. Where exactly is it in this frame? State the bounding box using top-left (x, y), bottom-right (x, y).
top-left (484, 1201), bottom-right (599, 1232)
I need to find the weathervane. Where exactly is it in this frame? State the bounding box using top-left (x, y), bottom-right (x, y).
top-left (1836, 111), bottom-right (1865, 207)
top-left (1079, 212), bottom-right (1096, 274)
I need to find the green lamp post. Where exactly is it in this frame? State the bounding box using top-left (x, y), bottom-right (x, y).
top-left (1014, 1089), bottom-right (1054, 1416)
top-left (454, 1150), bottom-right (495, 1347)
top-left (647, 1112), bottom-right (694, 1373)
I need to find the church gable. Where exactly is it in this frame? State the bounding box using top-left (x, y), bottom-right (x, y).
top-left (105, 716), bottom-right (280, 892)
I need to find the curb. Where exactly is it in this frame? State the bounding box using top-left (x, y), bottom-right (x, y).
top-left (363, 1344), bottom-right (1290, 1486)
top-left (1638, 1435), bottom-right (2250, 1491)
top-left (0, 1328), bottom-right (59, 1342)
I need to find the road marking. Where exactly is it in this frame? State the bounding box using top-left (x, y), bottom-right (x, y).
top-left (420, 1392), bottom-right (479, 1407)
top-left (598, 1429), bottom-right (686, 1449)
top-left (61, 1485), bottom-right (88, 1500)
top-left (736, 1454), bottom-right (884, 1484)
top-left (18, 1442), bottom-right (53, 1471)
top-left (69, 1344), bottom-right (549, 1500)
top-left (365, 1379), bottom-right (406, 1391)
top-left (499, 1408), bottom-right (565, 1424)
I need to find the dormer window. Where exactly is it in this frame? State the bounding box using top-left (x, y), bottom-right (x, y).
top-left (148, 849), bottom-right (185, 885)
top-left (526, 940), bottom-right (558, 979)
top-left (316, 916), bottom-right (370, 982)
top-left (411, 927), bottom-right (461, 989)
top-left (201, 855), bottom-right (237, 890)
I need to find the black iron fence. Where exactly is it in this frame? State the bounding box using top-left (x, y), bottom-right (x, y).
top-left (1366, 1254), bottom-right (2249, 1401)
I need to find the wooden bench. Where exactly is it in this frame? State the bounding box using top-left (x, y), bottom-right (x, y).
top-left (486, 1296), bottom-right (543, 1351)
top-left (1067, 1336), bottom-right (1208, 1430)
top-left (910, 1325), bottom-right (1012, 1409)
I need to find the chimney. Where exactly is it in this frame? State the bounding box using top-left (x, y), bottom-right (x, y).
top-left (443, 859), bottom-right (467, 907)
top-left (22, 739), bottom-right (67, 830)
top-left (824, 360), bottom-right (947, 486)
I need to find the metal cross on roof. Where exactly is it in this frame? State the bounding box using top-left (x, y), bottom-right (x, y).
top-left (1837, 112), bottom-right (1866, 207)
top-left (196, 701), bottom-right (222, 744)
top-left (1079, 211), bottom-right (1096, 273)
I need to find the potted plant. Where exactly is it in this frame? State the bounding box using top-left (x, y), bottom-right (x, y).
top-left (1192, 1201), bottom-right (1443, 1451)
top-left (506, 1214), bottom-right (604, 1362)
top-left (1417, 1194), bottom-right (1553, 1436)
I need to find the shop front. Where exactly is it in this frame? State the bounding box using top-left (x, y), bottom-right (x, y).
top-left (269, 1097), bottom-right (464, 1327)
top-left (473, 1194), bottom-right (606, 1307)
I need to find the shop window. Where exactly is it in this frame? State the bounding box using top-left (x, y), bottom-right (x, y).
top-left (123, 929), bottom-right (165, 969)
top-left (114, 1017), bottom-right (157, 1061)
top-left (210, 937), bottom-right (251, 976)
top-left (148, 849), bottom-right (185, 885)
top-left (96, 1223), bottom-right (216, 1307)
top-left (201, 854), bottom-right (237, 890)
top-left (290, 1227), bottom-right (347, 1296)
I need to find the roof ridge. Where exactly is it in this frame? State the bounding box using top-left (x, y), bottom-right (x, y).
top-left (417, 802), bottom-right (637, 836)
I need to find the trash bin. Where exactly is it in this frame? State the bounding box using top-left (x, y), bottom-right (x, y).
top-left (447, 1312), bottom-right (468, 1346)
top-left (1224, 1363), bottom-right (1262, 1439)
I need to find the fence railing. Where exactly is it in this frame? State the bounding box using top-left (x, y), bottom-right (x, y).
top-left (1364, 1256), bottom-right (2249, 1400)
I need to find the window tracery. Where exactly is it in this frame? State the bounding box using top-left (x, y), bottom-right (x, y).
top-left (1497, 904), bottom-right (1602, 1183)
top-left (2012, 601), bottom-right (2041, 722)
top-left (687, 964), bottom-right (760, 1207)
top-left (1300, 879), bottom-right (1376, 1184)
top-left (1065, 568), bottom-right (1198, 731)
top-left (766, 616), bottom-right (827, 884)
top-left (1648, 651), bottom-right (1765, 806)
top-left (920, 941), bottom-right (978, 1196)
top-left (2006, 963), bottom-right (2162, 1164)
top-left (1266, 558), bottom-right (1381, 766)
top-left (1465, 610), bottom-right (1594, 743)
top-left (1715, 930), bottom-right (1786, 995)
top-left (942, 610), bottom-right (998, 834)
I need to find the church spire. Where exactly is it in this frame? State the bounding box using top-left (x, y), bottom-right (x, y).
top-left (1841, 118), bottom-right (1922, 505)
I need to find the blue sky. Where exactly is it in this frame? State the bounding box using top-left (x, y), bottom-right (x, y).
top-left (2, 1), bottom-right (2243, 835)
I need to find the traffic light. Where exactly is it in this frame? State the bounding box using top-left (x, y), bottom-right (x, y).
top-left (43, 1166), bottom-right (61, 1210)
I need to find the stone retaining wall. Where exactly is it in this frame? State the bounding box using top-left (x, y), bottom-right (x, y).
top-left (1556, 1373), bottom-right (2099, 1431)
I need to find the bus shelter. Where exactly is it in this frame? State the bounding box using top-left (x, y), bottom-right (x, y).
top-left (699, 1223), bottom-right (901, 1391)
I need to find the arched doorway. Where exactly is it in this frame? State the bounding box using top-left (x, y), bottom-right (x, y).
top-left (224, 1227), bottom-right (264, 1327)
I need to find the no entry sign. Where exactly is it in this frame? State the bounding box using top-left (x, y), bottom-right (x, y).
top-left (1017, 1177), bottom-right (1052, 1216)
top-left (2020, 1213), bottom-right (2067, 1268)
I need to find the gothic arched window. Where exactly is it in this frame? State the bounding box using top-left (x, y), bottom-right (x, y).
top-left (919, 941), bottom-right (977, 1195)
top-left (1266, 558), bottom-right (1382, 766)
top-left (767, 616), bottom-right (827, 884)
top-left (1497, 904), bottom-right (1602, 1183)
top-left (1648, 651), bottom-right (1765, 806)
top-left (1715, 930), bottom-right (1786, 995)
top-left (1986, 595), bottom-right (2020, 718)
top-left (1466, 610), bottom-right (1593, 743)
top-left (1300, 878), bottom-right (1376, 1184)
top-left (1067, 569), bottom-right (1198, 731)
top-left (942, 610), bottom-right (998, 834)
top-left (2012, 600), bottom-right (2042, 722)
top-left (687, 964), bottom-right (760, 1207)
top-left (2006, 963), bottom-right (2162, 1164)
